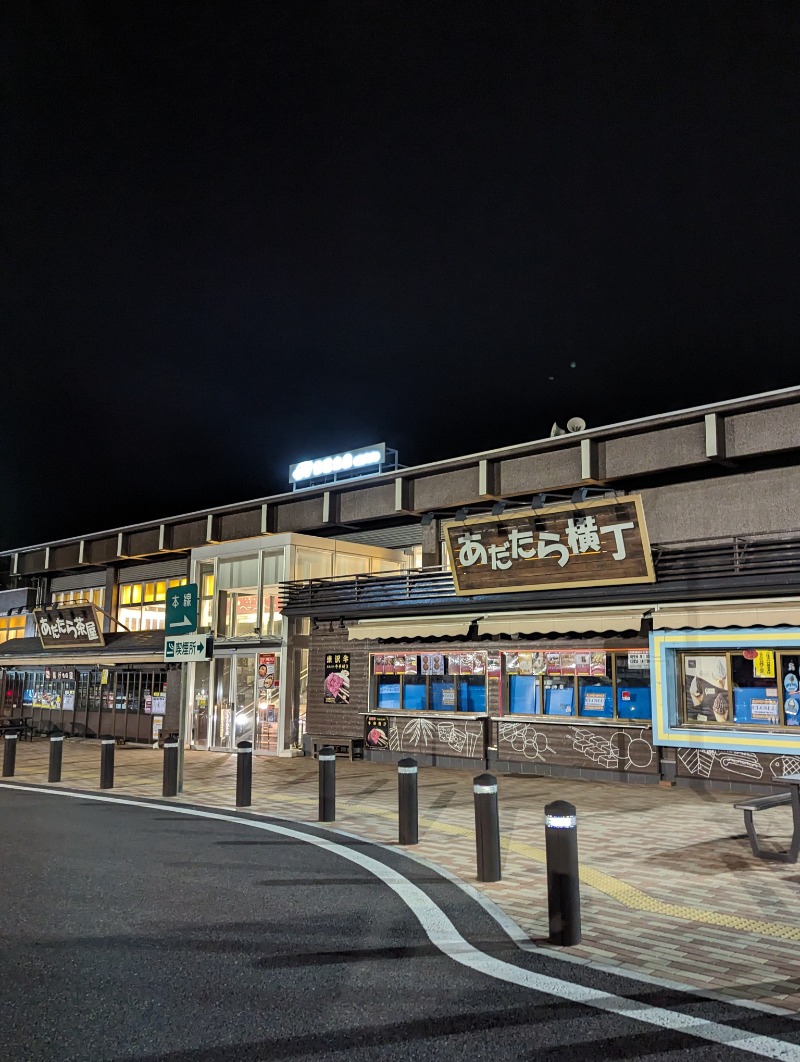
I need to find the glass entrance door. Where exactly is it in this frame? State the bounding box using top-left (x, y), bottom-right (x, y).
top-left (211, 656), bottom-right (256, 750)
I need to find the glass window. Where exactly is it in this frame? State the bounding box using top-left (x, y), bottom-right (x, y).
top-left (198, 562), bottom-right (215, 634)
top-left (295, 548), bottom-right (332, 581)
top-left (579, 675), bottom-right (613, 718)
top-left (155, 580), bottom-right (167, 601)
top-left (731, 652), bottom-right (780, 726)
top-left (543, 676), bottom-right (575, 716)
top-left (262, 550), bottom-right (284, 586)
top-left (0, 616), bottom-right (26, 645)
top-left (334, 553), bottom-right (369, 578)
top-left (218, 556), bottom-right (259, 591)
top-left (508, 675), bottom-right (541, 714)
top-left (781, 655), bottom-right (800, 726)
top-left (403, 674), bottom-right (427, 710)
top-left (376, 676), bottom-right (401, 710)
top-left (615, 654), bottom-right (652, 720)
top-left (458, 676), bottom-right (486, 712)
top-left (117, 577), bottom-right (186, 631)
top-left (682, 654), bottom-right (731, 724)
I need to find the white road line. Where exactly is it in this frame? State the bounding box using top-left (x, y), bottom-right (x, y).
top-left (3, 784), bottom-right (798, 1060)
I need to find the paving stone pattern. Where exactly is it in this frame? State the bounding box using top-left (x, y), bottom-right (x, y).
top-left (6, 739), bottom-right (800, 1013)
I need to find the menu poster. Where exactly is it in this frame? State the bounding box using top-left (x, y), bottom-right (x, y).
top-left (324, 652), bottom-right (351, 704)
top-left (560, 652), bottom-right (576, 675)
top-left (62, 689), bottom-right (75, 712)
top-left (393, 655), bottom-right (406, 675)
top-left (546, 651), bottom-right (562, 675)
top-left (473, 653), bottom-right (486, 676)
top-left (590, 651), bottom-right (607, 677)
top-left (374, 654), bottom-right (385, 675)
top-left (531, 652), bottom-right (546, 675)
top-left (364, 714), bottom-right (390, 748)
top-left (575, 652), bottom-right (591, 676)
top-left (505, 651), bottom-right (519, 674)
top-left (447, 652), bottom-right (461, 676)
top-left (519, 653), bottom-right (533, 675)
top-left (420, 653), bottom-right (432, 675)
top-left (487, 653), bottom-right (502, 677)
top-left (430, 652), bottom-right (445, 676)
top-left (405, 654), bottom-right (418, 675)
top-left (460, 653), bottom-right (475, 676)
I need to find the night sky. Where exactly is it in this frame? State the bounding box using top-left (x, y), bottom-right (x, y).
top-left (4, 2), bottom-right (799, 550)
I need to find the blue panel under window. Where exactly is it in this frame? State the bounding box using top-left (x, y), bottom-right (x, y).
top-left (733, 688), bottom-right (780, 726)
top-left (377, 682), bottom-right (401, 710)
top-left (458, 680), bottom-right (486, 713)
top-left (431, 681), bottom-right (456, 711)
top-left (544, 686), bottom-right (575, 716)
top-left (580, 685), bottom-right (613, 718)
top-left (403, 683), bottom-right (427, 710)
top-left (617, 687), bottom-right (652, 720)
top-left (509, 675), bottom-right (540, 715)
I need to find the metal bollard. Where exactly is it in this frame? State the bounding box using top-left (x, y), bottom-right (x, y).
top-left (236, 740), bottom-right (253, 807)
top-left (162, 735), bottom-right (179, 798)
top-left (398, 757), bottom-right (418, 845)
top-left (474, 772), bottom-right (501, 882)
top-left (544, 799), bottom-right (581, 946)
top-left (49, 733), bottom-right (64, 783)
top-left (99, 736), bottom-right (115, 790)
top-left (318, 745), bottom-right (336, 822)
top-left (2, 733), bottom-right (18, 777)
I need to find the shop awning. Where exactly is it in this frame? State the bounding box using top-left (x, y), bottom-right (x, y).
top-left (478, 608), bottom-right (650, 637)
top-left (348, 616), bottom-right (477, 641)
top-left (652, 600), bottom-right (800, 630)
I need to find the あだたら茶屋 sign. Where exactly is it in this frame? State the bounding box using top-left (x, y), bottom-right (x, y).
top-left (35, 606), bottom-right (105, 647)
top-left (444, 496), bottom-right (654, 595)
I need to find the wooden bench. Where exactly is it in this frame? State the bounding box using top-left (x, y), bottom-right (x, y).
top-left (310, 736), bottom-right (364, 762)
top-left (734, 779), bottom-right (800, 863)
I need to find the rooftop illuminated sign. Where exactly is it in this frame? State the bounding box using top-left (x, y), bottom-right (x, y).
top-left (289, 443), bottom-right (389, 486)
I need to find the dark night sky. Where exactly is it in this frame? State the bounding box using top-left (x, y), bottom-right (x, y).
top-left (3, 2), bottom-right (799, 549)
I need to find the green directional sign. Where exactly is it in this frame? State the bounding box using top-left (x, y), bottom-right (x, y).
top-left (164, 635), bottom-right (211, 662)
top-left (165, 583), bottom-right (198, 636)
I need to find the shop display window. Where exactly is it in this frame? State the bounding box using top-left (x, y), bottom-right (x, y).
top-left (615, 653), bottom-right (652, 720)
top-left (509, 675), bottom-right (540, 714)
top-left (543, 678), bottom-right (575, 716)
top-left (680, 649), bottom-right (795, 728)
top-left (578, 675), bottom-right (613, 718)
top-left (371, 652), bottom-right (486, 712)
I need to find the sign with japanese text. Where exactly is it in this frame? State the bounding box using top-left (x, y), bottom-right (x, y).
top-left (165, 583), bottom-right (198, 636)
top-left (364, 714), bottom-right (390, 748)
top-left (164, 635), bottom-right (212, 662)
top-left (753, 650), bottom-right (776, 679)
top-left (44, 667), bottom-right (76, 681)
top-left (35, 605), bottom-right (105, 648)
top-left (324, 652), bottom-right (351, 703)
top-left (627, 650), bottom-right (650, 670)
top-left (444, 496), bottom-right (654, 595)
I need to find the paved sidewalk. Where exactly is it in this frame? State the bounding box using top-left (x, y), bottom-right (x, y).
top-left (5, 739), bottom-right (800, 1013)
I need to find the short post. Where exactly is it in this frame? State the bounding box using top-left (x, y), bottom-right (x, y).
top-left (236, 740), bottom-right (253, 807)
top-left (544, 799), bottom-right (581, 946)
top-left (474, 772), bottom-right (501, 882)
top-left (162, 735), bottom-right (179, 798)
top-left (2, 733), bottom-right (18, 777)
top-left (398, 757), bottom-right (418, 845)
top-left (318, 745), bottom-right (336, 822)
top-left (48, 733), bottom-right (64, 783)
top-left (99, 736), bottom-right (115, 790)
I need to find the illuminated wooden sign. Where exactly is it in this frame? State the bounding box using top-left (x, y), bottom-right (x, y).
top-left (444, 496), bottom-right (655, 596)
top-left (35, 604), bottom-right (105, 648)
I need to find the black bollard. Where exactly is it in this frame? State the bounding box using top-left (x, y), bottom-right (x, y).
top-left (48, 733), bottom-right (64, 783)
top-left (236, 740), bottom-right (253, 807)
top-left (398, 757), bottom-right (419, 845)
top-left (162, 735), bottom-right (179, 798)
top-left (2, 732), bottom-right (18, 777)
top-left (99, 736), bottom-right (115, 790)
top-left (474, 772), bottom-right (501, 882)
top-left (544, 799), bottom-right (581, 946)
top-left (318, 745), bottom-right (336, 822)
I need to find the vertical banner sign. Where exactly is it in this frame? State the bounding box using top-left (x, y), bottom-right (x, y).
top-left (753, 650), bottom-right (776, 679)
top-left (324, 652), bottom-right (351, 703)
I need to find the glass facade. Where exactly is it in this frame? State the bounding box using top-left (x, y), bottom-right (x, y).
top-left (118, 578), bottom-right (188, 631)
top-left (679, 649), bottom-right (794, 727)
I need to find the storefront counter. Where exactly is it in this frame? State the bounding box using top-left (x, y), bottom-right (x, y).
top-left (490, 716), bottom-right (658, 778)
top-left (362, 710), bottom-right (487, 761)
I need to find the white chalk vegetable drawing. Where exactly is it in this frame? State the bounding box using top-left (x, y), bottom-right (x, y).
top-left (402, 716), bottom-right (436, 748)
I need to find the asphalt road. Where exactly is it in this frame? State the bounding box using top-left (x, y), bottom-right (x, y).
top-left (1, 785), bottom-right (799, 1062)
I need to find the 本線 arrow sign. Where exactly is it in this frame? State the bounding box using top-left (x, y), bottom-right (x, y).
top-left (165, 583), bottom-right (198, 635)
top-left (164, 634), bottom-right (212, 662)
